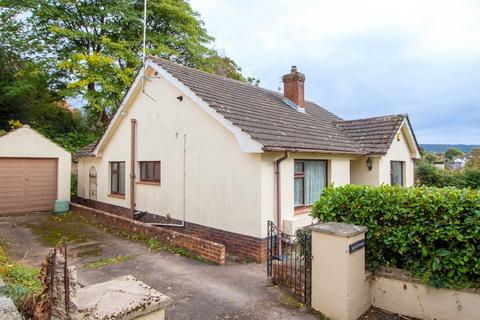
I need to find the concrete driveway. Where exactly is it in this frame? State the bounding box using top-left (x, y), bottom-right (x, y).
top-left (0, 212), bottom-right (317, 320)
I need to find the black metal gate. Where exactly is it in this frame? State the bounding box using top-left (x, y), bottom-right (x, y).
top-left (267, 220), bottom-right (312, 307)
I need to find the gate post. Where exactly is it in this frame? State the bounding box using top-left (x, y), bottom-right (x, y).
top-left (309, 222), bottom-right (371, 320)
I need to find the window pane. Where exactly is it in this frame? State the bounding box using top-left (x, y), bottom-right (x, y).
top-left (119, 162), bottom-right (125, 194)
top-left (294, 177), bottom-right (304, 206)
top-left (140, 161), bottom-right (160, 181)
top-left (304, 161), bottom-right (327, 205)
top-left (294, 161), bottom-right (303, 174)
top-left (111, 166), bottom-right (118, 193)
top-left (154, 162), bottom-right (160, 180)
top-left (147, 162), bottom-right (154, 179)
top-left (141, 162), bottom-right (147, 180)
top-left (391, 161), bottom-right (403, 186)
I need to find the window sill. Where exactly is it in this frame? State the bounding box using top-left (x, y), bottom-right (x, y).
top-left (108, 193), bottom-right (125, 199)
top-left (294, 206), bottom-right (311, 215)
top-left (136, 181), bottom-right (161, 186)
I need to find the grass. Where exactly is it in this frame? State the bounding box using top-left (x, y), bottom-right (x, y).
top-left (0, 238), bottom-right (42, 315)
top-left (82, 255), bottom-right (133, 269)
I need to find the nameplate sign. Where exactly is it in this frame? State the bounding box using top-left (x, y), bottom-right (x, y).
top-left (349, 239), bottom-right (365, 254)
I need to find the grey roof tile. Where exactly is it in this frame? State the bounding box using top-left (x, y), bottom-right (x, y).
top-left (334, 114), bottom-right (406, 154)
top-left (76, 57), bottom-right (414, 157)
top-left (152, 57), bottom-right (364, 154)
top-left (76, 142), bottom-right (96, 158)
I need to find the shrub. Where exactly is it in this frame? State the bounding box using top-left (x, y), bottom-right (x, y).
top-left (0, 242), bottom-right (42, 316)
top-left (311, 185), bottom-right (480, 289)
top-left (416, 160), bottom-right (480, 189)
top-left (463, 169), bottom-right (480, 189)
top-left (70, 174), bottom-right (78, 197)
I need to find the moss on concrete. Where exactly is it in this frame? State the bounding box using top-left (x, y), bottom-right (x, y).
top-left (73, 212), bottom-right (210, 263)
top-left (25, 212), bottom-right (99, 246)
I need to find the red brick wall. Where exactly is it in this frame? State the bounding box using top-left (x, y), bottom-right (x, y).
top-left (71, 203), bottom-right (226, 264)
top-left (73, 197), bottom-right (268, 262)
top-left (73, 197), bottom-right (131, 217)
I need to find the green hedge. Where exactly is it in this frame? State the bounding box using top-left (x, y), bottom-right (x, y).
top-left (311, 185), bottom-right (480, 289)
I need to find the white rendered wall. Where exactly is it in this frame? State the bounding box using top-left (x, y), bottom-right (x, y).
top-left (379, 128), bottom-right (416, 187)
top-left (78, 69), bottom-right (263, 237)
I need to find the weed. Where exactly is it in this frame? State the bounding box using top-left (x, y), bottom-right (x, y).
top-left (0, 240), bottom-right (42, 315)
top-left (82, 255), bottom-right (133, 269)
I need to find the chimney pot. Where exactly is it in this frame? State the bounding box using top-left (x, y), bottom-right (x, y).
top-left (282, 66), bottom-right (305, 109)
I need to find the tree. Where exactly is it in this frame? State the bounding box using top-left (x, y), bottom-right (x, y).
top-left (2, 0), bottom-right (253, 127)
top-left (0, 47), bottom-right (55, 130)
top-left (415, 158), bottom-right (480, 189)
top-left (466, 148), bottom-right (480, 170)
top-left (0, 43), bottom-right (96, 152)
top-left (444, 148), bottom-right (464, 161)
top-left (423, 152), bottom-right (439, 164)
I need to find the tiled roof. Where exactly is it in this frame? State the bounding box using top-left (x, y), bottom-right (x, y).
top-left (76, 142), bottom-right (96, 158)
top-left (76, 57), bottom-right (415, 157)
top-left (152, 57), bottom-right (364, 154)
top-left (334, 114), bottom-right (406, 154)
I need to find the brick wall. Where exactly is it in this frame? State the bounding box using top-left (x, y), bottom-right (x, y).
top-left (73, 197), bottom-right (131, 217)
top-left (73, 197), bottom-right (268, 262)
top-left (71, 203), bottom-right (225, 264)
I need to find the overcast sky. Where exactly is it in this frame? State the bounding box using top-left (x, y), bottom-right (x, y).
top-left (189, 0), bottom-right (480, 144)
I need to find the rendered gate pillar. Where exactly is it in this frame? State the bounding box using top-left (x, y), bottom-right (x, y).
top-left (309, 222), bottom-right (371, 320)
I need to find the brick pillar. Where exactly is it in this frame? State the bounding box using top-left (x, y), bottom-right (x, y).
top-left (309, 222), bottom-right (371, 320)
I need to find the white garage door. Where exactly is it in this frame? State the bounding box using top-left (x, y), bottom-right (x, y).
top-left (0, 158), bottom-right (57, 214)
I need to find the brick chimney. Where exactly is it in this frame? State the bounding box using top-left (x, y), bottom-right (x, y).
top-left (282, 66), bottom-right (305, 109)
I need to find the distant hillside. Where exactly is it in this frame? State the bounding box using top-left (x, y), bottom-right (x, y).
top-left (421, 144), bottom-right (480, 153)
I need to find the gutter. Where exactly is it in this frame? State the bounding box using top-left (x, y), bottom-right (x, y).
top-left (263, 147), bottom-right (366, 155)
top-left (274, 151), bottom-right (289, 230)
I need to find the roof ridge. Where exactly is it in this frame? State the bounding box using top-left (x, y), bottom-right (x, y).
top-left (334, 114), bottom-right (406, 124)
top-left (79, 55), bottom-right (413, 156)
top-left (148, 55), bottom-right (335, 109)
top-left (147, 55), bottom-right (276, 91)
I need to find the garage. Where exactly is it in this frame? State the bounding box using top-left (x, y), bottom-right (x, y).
top-left (0, 125), bottom-right (71, 214)
top-left (0, 158), bottom-right (58, 214)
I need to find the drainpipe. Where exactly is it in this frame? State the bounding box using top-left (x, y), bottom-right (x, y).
top-left (130, 119), bottom-right (137, 219)
top-left (275, 151), bottom-right (288, 230)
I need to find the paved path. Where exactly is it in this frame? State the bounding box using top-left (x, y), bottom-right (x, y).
top-left (0, 213), bottom-right (317, 320)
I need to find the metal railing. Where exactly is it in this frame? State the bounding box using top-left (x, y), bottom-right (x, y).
top-left (267, 220), bottom-right (312, 307)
